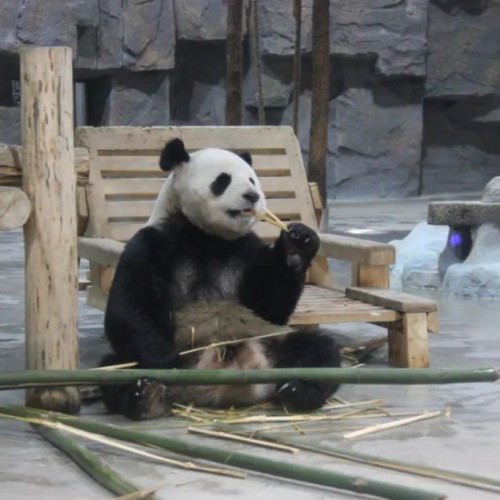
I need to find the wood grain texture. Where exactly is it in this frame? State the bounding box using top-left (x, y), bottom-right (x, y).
top-left (21, 47), bottom-right (79, 413)
top-left (0, 144), bottom-right (89, 187)
top-left (353, 264), bottom-right (390, 288)
top-left (0, 186), bottom-right (31, 230)
top-left (388, 313), bottom-right (430, 368)
top-left (318, 233), bottom-right (395, 266)
top-left (346, 287), bottom-right (438, 313)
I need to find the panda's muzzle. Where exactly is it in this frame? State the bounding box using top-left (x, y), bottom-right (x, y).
top-left (228, 191), bottom-right (260, 218)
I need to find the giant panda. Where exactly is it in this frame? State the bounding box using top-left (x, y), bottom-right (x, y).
top-left (102, 138), bottom-right (341, 420)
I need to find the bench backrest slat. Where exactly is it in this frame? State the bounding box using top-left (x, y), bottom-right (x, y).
top-left (76, 126), bottom-right (319, 243)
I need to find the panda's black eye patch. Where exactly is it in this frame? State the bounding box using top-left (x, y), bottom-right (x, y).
top-left (249, 178), bottom-right (256, 186)
top-left (211, 173), bottom-right (232, 196)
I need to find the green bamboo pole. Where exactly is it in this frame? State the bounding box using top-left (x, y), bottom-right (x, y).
top-left (0, 367), bottom-right (498, 390)
top-left (0, 405), bottom-right (446, 500)
top-left (35, 425), bottom-right (147, 497)
top-left (218, 428), bottom-right (500, 494)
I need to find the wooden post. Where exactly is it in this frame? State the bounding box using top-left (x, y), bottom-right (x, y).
top-left (352, 264), bottom-right (390, 289)
top-left (388, 313), bottom-right (430, 368)
top-left (21, 47), bottom-right (80, 413)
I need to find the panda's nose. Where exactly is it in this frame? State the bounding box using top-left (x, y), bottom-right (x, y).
top-left (243, 191), bottom-right (260, 204)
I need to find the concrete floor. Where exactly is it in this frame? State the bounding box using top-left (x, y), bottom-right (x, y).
top-left (1, 195), bottom-right (499, 500)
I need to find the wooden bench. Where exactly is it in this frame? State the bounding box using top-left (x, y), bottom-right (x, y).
top-left (76, 125), bottom-right (438, 368)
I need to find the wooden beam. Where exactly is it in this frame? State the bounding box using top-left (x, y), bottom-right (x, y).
top-left (0, 144), bottom-right (89, 187)
top-left (318, 233), bottom-right (395, 266)
top-left (78, 237), bottom-right (125, 268)
top-left (346, 287), bottom-right (438, 314)
top-left (21, 47), bottom-right (80, 413)
top-left (0, 186), bottom-right (31, 230)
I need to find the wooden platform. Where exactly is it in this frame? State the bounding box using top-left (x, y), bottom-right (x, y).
top-left (291, 285), bottom-right (398, 326)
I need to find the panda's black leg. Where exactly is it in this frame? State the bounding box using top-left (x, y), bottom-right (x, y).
top-left (100, 354), bottom-right (171, 420)
top-left (272, 329), bottom-right (341, 412)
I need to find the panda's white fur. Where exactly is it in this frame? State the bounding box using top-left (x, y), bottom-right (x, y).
top-left (148, 147), bottom-right (266, 239)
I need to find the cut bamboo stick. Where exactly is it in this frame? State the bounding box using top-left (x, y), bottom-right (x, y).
top-left (114, 483), bottom-right (169, 500)
top-left (343, 410), bottom-right (443, 440)
top-left (254, 209), bottom-right (288, 231)
top-left (0, 405), bottom-right (446, 500)
top-left (179, 329), bottom-right (292, 356)
top-left (92, 362), bottom-right (139, 371)
top-left (0, 367), bottom-right (497, 390)
top-left (35, 425), bottom-right (145, 498)
top-left (4, 413), bottom-right (245, 479)
top-left (187, 426), bottom-right (299, 453)
top-left (233, 429), bottom-right (500, 494)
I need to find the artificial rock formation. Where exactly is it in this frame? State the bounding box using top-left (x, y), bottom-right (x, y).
top-left (0, 0), bottom-right (499, 199)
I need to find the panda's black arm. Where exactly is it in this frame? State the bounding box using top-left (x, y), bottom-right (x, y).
top-left (239, 224), bottom-right (318, 325)
top-left (104, 228), bottom-right (179, 369)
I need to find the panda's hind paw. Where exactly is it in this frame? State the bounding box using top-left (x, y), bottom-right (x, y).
top-left (123, 377), bottom-right (171, 420)
top-left (275, 379), bottom-right (327, 412)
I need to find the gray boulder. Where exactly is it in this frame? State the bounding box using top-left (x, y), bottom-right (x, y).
top-left (0, 107), bottom-right (21, 145)
top-left (175, 0), bottom-right (229, 41)
top-left (421, 99), bottom-right (500, 195)
top-left (330, 0), bottom-right (428, 77)
top-left (123, 0), bottom-right (175, 71)
top-left (390, 222), bottom-right (448, 290)
top-left (189, 80), bottom-right (226, 126)
top-left (442, 176), bottom-right (500, 298)
top-left (443, 223), bottom-right (500, 298)
top-left (98, 72), bottom-right (170, 126)
top-left (427, 1), bottom-right (500, 97)
top-left (0, 3), bottom-right (20, 52)
top-left (258, 0), bottom-right (312, 56)
top-left (328, 87), bottom-right (422, 199)
top-left (244, 59), bottom-right (292, 108)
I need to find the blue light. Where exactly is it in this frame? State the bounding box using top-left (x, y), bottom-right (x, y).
top-left (450, 233), bottom-right (462, 247)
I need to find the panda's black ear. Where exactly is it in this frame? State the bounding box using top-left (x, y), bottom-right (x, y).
top-left (159, 138), bottom-right (190, 171)
top-left (239, 151), bottom-right (253, 167)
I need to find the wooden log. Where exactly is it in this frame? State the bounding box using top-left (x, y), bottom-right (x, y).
top-left (21, 47), bottom-right (80, 413)
top-left (0, 144), bottom-right (89, 187)
top-left (0, 186), bottom-right (31, 230)
top-left (318, 233), bottom-right (395, 266)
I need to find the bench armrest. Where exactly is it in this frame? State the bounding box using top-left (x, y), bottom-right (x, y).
top-left (318, 233), bottom-right (395, 266)
top-left (78, 237), bottom-right (125, 268)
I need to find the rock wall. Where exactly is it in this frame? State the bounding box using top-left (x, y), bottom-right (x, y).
top-left (0, 0), bottom-right (499, 199)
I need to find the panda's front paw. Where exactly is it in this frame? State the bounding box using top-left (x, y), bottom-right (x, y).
top-left (123, 378), bottom-right (171, 420)
top-left (282, 223), bottom-right (319, 269)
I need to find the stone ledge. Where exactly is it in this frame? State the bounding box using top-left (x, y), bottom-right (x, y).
top-left (427, 201), bottom-right (500, 227)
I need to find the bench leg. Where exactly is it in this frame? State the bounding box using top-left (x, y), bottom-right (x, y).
top-left (388, 312), bottom-right (429, 368)
top-left (352, 264), bottom-right (390, 288)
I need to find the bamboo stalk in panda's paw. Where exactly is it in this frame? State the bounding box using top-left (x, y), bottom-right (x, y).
top-left (254, 208), bottom-right (288, 231)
